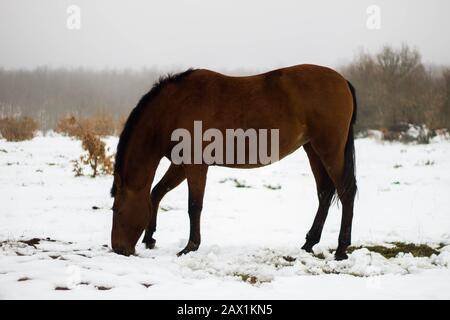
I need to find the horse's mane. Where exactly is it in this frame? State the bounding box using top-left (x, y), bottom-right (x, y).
top-left (111, 68), bottom-right (196, 197)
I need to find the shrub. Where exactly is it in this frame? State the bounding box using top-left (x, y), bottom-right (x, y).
top-left (0, 117), bottom-right (39, 141)
top-left (55, 113), bottom-right (116, 138)
top-left (341, 44), bottom-right (447, 134)
top-left (72, 131), bottom-right (114, 177)
top-left (381, 123), bottom-right (435, 144)
top-left (87, 112), bottom-right (115, 136)
top-left (55, 115), bottom-right (83, 138)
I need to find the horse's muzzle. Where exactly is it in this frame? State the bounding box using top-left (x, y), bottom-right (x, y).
top-left (112, 246), bottom-right (135, 256)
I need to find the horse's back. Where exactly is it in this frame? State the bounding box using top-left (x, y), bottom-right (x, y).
top-left (184, 64), bottom-right (352, 118)
top-left (168, 64), bottom-right (352, 133)
top-left (160, 64), bottom-right (353, 165)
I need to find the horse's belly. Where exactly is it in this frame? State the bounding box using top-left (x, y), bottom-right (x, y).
top-left (214, 125), bottom-right (309, 169)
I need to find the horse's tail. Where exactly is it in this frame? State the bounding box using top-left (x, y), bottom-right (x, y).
top-left (340, 81), bottom-right (358, 201)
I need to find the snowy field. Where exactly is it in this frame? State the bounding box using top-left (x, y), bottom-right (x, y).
top-left (1, 134), bottom-right (450, 299)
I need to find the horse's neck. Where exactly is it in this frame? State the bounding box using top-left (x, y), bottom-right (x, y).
top-left (122, 131), bottom-right (160, 194)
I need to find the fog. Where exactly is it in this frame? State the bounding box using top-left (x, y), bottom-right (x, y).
top-left (1, 0), bottom-right (449, 70)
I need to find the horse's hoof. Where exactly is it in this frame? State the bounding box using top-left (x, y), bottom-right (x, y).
top-left (176, 241), bottom-right (199, 256)
top-left (176, 249), bottom-right (189, 256)
top-left (334, 252), bottom-right (348, 261)
top-left (144, 238), bottom-right (156, 250)
top-left (301, 242), bottom-right (315, 254)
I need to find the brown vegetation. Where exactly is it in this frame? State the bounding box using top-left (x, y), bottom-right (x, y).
top-left (347, 242), bottom-right (441, 259)
top-left (0, 117), bottom-right (39, 141)
top-left (115, 115), bottom-right (127, 136)
top-left (55, 115), bottom-right (82, 137)
top-left (55, 113), bottom-right (116, 138)
top-left (72, 130), bottom-right (114, 177)
top-left (88, 112), bottom-right (115, 136)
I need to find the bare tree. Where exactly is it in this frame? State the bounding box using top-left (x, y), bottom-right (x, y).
top-left (342, 44), bottom-right (449, 133)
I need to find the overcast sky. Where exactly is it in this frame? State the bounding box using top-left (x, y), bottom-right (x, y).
top-left (0, 0), bottom-right (449, 71)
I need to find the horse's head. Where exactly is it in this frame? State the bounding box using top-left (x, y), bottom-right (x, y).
top-left (111, 174), bottom-right (150, 256)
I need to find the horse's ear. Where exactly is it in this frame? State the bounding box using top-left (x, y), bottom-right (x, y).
top-left (114, 173), bottom-right (122, 190)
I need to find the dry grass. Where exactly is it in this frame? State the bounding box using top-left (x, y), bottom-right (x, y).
top-left (347, 242), bottom-right (440, 259)
top-left (95, 285), bottom-right (112, 290)
top-left (219, 178), bottom-right (252, 188)
top-left (0, 117), bottom-right (39, 141)
top-left (234, 273), bottom-right (263, 285)
top-left (55, 113), bottom-right (118, 138)
top-left (87, 112), bottom-right (116, 136)
top-left (54, 115), bottom-right (82, 137)
top-left (54, 286), bottom-right (70, 291)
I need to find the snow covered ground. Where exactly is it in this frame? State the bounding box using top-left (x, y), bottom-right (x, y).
top-left (1, 134), bottom-right (450, 299)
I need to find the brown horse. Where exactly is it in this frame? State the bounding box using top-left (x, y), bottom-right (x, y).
top-left (111, 64), bottom-right (357, 260)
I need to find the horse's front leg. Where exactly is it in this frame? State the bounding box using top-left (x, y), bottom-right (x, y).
top-left (177, 165), bottom-right (208, 256)
top-left (142, 197), bottom-right (157, 249)
top-left (142, 164), bottom-right (186, 249)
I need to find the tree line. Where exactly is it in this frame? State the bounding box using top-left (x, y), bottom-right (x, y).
top-left (0, 67), bottom-right (161, 131)
top-left (1, 44), bottom-right (449, 135)
top-left (341, 44), bottom-right (450, 133)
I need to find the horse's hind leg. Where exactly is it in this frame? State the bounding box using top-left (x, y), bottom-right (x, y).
top-left (309, 137), bottom-right (356, 260)
top-left (143, 163), bottom-right (186, 249)
top-left (177, 164), bottom-right (208, 256)
top-left (301, 143), bottom-right (336, 253)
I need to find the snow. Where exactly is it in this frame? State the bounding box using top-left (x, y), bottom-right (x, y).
top-left (1, 134), bottom-right (450, 299)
